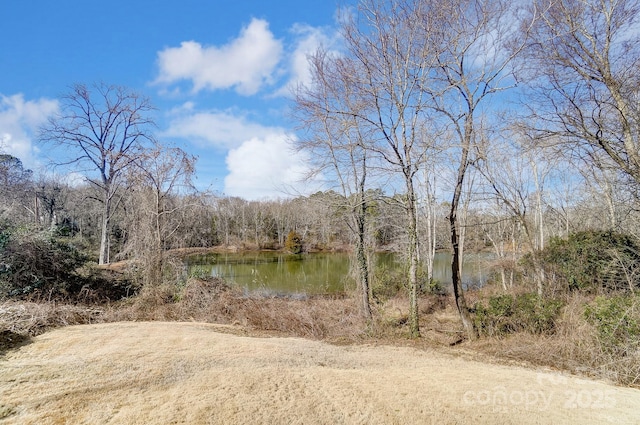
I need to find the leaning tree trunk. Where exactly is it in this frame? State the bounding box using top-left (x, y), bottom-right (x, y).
top-left (449, 210), bottom-right (476, 340)
top-left (449, 122), bottom-right (478, 341)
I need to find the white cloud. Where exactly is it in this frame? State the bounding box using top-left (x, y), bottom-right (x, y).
top-left (161, 107), bottom-right (324, 198)
top-left (61, 171), bottom-right (87, 187)
top-left (274, 23), bottom-right (340, 97)
top-left (155, 18), bottom-right (283, 95)
top-left (163, 108), bottom-right (285, 149)
top-left (0, 94), bottom-right (58, 168)
top-left (224, 133), bottom-right (322, 200)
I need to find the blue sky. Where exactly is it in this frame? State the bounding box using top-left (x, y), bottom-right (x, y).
top-left (0, 0), bottom-right (346, 199)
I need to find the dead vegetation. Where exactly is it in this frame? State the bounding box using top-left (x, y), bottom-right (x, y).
top-left (1, 276), bottom-right (639, 388)
top-left (0, 301), bottom-right (105, 353)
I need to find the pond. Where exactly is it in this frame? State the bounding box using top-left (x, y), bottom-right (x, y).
top-left (185, 251), bottom-right (490, 296)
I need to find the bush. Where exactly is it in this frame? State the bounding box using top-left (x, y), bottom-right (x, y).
top-left (0, 225), bottom-right (9, 252)
top-left (0, 226), bottom-right (133, 301)
top-left (372, 261), bottom-right (445, 302)
top-left (285, 230), bottom-right (303, 254)
top-left (423, 277), bottom-right (446, 295)
top-left (474, 292), bottom-right (564, 336)
top-left (0, 227), bottom-right (83, 298)
top-left (372, 263), bottom-right (404, 301)
top-left (524, 230), bottom-right (640, 294)
top-left (584, 294), bottom-right (640, 356)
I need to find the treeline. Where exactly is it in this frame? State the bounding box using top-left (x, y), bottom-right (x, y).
top-left (0, 164), bottom-right (425, 259)
top-left (2, 148), bottom-right (638, 280)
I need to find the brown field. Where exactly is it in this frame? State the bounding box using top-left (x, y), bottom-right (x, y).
top-left (1, 321), bottom-right (639, 425)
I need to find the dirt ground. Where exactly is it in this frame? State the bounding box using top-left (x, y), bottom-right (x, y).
top-left (1, 322), bottom-right (639, 425)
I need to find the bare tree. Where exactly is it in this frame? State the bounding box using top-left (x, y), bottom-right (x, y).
top-left (294, 48), bottom-right (376, 319)
top-left (581, 165), bottom-right (635, 231)
top-left (418, 164), bottom-right (440, 291)
top-left (0, 154), bottom-right (34, 225)
top-left (421, 0), bottom-right (527, 339)
top-left (521, 0), bottom-right (640, 188)
top-left (33, 176), bottom-right (67, 230)
top-left (476, 133), bottom-right (557, 294)
top-left (125, 144), bottom-right (196, 285)
top-left (480, 204), bottom-right (520, 291)
top-left (295, 0), bottom-right (526, 338)
top-left (331, 0), bottom-right (449, 337)
top-left (39, 83), bottom-right (155, 264)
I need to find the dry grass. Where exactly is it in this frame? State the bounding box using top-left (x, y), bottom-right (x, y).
top-left (2, 321), bottom-right (640, 424)
top-left (107, 279), bottom-right (463, 345)
top-left (107, 278), bottom-right (369, 341)
top-left (2, 278), bottom-right (639, 389)
top-left (0, 301), bottom-right (105, 353)
top-left (0, 276), bottom-right (463, 352)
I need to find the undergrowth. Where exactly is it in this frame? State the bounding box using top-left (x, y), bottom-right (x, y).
top-left (2, 274), bottom-right (639, 387)
top-left (473, 293), bottom-right (564, 336)
top-left (471, 291), bottom-right (640, 387)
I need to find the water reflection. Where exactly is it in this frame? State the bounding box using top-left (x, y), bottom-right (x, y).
top-left (186, 252), bottom-right (489, 296)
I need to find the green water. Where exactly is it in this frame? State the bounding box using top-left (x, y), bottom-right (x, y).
top-left (186, 251), bottom-right (488, 296)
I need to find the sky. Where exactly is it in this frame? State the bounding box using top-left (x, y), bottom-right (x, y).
top-left (0, 0), bottom-right (347, 200)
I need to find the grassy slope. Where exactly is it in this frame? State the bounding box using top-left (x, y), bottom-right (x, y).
top-left (1, 321), bottom-right (640, 425)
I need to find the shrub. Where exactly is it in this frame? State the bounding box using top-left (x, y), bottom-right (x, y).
top-left (285, 230), bottom-right (303, 254)
top-left (584, 294), bottom-right (640, 356)
top-left (371, 262), bottom-right (404, 301)
top-left (0, 226), bottom-right (133, 301)
top-left (474, 292), bottom-right (564, 336)
top-left (423, 276), bottom-right (446, 295)
top-left (372, 261), bottom-right (445, 302)
top-left (0, 227), bottom-right (83, 298)
top-left (524, 230), bottom-right (640, 294)
top-left (0, 224), bottom-right (9, 252)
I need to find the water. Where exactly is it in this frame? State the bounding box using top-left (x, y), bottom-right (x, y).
top-left (186, 251), bottom-right (489, 296)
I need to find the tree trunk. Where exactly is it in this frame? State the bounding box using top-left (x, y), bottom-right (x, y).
top-left (355, 222), bottom-right (372, 319)
top-left (151, 188), bottom-right (164, 286)
top-left (406, 183), bottom-right (420, 338)
top-left (449, 209), bottom-right (476, 340)
top-left (408, 230), bottom-right (420, 338)
top-left (423, 170), bottom-right (437, 289)
top-left (449, 207), bottom-right (477, 340)
top-left (99, 192), bottom-right (111, 265)
top-left (449, 118), bottom-right (478, 341)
